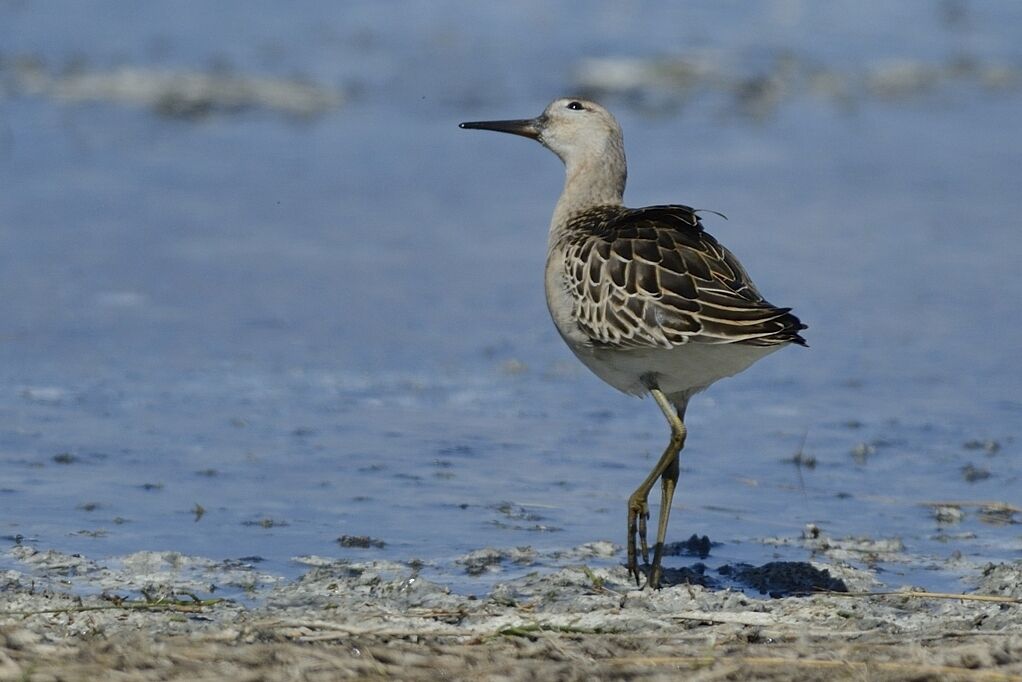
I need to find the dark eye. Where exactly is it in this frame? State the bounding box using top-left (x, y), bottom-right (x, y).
top-left (566, 101), bottom-right (584, 110)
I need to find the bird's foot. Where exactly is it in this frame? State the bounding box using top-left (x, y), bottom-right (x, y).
top-left (626, 495), bottom-right (651, 586)
top-left (647, 556), bottom-right (664, 590)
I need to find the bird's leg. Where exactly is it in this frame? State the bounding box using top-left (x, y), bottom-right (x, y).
top-left (648, 451), bottom-right (680, 589)
top-left (626, 388), bottom-right (687, 587)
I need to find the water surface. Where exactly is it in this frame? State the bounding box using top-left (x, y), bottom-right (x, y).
top-left (1, 1), bottom-right (1019, 595)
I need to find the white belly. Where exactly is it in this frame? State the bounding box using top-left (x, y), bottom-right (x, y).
top-left (569, 341), bottom-right (780, 398)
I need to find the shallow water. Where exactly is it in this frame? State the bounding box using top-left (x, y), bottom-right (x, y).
top-left (1, 1), bottom-right (1020, 596)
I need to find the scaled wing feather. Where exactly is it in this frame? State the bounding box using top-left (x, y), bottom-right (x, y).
top-left (561, 205), bottom-right (807, 350)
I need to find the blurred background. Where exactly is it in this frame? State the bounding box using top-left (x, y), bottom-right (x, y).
top-left (1, 1), bottom-right (1019, 593)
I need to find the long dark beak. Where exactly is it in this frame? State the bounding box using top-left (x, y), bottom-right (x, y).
top-left (459, 117), bottom-right (543, 140)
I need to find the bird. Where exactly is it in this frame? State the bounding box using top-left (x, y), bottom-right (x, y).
top-left (459, 98), bottom-right (806, 589)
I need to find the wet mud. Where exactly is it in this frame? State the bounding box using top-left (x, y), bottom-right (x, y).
top-left (2, 543), bottom-right (1021, 680)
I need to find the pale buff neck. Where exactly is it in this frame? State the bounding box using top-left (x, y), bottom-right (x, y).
top-left (548, 136), bottom-right (627, 244)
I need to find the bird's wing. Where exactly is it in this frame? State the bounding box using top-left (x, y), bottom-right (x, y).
top-left (562, 205), bottom-right (807, 349)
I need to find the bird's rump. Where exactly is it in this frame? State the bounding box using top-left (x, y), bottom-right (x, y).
top-left (561, 204), bottom-right (807, 350)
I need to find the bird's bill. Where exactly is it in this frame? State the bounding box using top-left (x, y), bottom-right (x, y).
top-left (459, 117), bottom-right (542, 139)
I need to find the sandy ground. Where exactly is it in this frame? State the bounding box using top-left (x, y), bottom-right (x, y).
top-left (2, 543), bottom-right (1021, 681)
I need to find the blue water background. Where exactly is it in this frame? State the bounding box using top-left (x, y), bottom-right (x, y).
top-left (1, 1), bottom-right (1019, 593)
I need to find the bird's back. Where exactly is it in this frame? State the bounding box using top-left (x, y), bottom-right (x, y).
top-left (548, 204), bottom-right (807, 355)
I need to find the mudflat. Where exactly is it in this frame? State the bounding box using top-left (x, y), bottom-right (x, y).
top-left (3, 545), bottom-right (1020, 681)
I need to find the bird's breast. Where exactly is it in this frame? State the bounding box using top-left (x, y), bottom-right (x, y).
top-left (544, 248), bottom-right (588, 343)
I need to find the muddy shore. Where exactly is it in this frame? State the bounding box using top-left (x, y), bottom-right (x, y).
top-left (2, 543), bottom-right (1020, 681)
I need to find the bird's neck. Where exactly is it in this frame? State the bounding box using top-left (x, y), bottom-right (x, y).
top-left (550, 144), bottom-right (627, 238)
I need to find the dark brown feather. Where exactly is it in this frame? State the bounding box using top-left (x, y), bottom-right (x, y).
top-left (559, 205), bottom-right (807, 349)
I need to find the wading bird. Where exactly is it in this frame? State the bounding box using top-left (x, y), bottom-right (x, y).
top-left (460, 98), bottom-right (806, 588)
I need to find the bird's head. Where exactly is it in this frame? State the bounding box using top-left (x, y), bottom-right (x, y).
top-left (460, 97), bottom-right (623, 166)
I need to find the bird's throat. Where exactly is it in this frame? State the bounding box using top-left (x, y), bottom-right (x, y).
top-left (551, 157), bottom-right (626, 230)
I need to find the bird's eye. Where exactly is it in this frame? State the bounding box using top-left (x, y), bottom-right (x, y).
top-left (566, 101), bottom-right (584, 111)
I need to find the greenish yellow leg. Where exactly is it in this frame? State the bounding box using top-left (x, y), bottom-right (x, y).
top-left (626, 388), bottom-right (687, 588)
